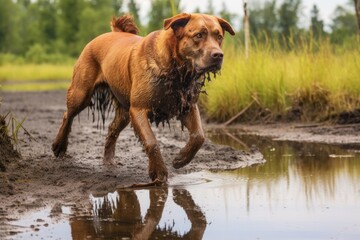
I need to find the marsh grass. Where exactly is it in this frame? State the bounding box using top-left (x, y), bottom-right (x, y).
top-left (201, 37), bottom-right (360, 122)
top-left (0, 112), bottom-right (26, 157)
top-left (0, 64), bottom-right (73, 82)
top-left (1, 81), bottom-right (70, 92)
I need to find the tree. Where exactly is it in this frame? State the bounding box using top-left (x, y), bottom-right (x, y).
top-left (249, 0), bottom-right (277, 38)
top-left (219, 2), bottom-right (237, 26)
top-left (37, 0), bottom-right (58, 46)
top-left (76, 0), bottom-right (113, 54)
top-left (310, 4), bottom-right (324, 38)
top-left (128, 0), bottom-right (141, 28)
top-left (206, 0), bottom-right (215, 15)
top-left (58, 0), bottom-right (85, 56)
top-left (354, 0), bottom-right (360, 37)
top-left (277, 0), bottom-right (301, 49)
top-left (278, 0), bottom-right (301, 39)
top-left (0, 0), bottom-right (23, 53)
top-left (331, 5), bottom-right (357, 44)
top-left (112, 0), bottom-right (124, 15)
top-left (147, 0), bottom-right (180, 33)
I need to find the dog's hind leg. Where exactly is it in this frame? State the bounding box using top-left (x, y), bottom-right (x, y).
top-left (52, 86), bottom-right (93, 157)
top-left (173, 104), bottom-right (205, 169)
top-left (52, 63), bottom-right (99, 157)
top-left (103, 103), bottom-right (130, 165)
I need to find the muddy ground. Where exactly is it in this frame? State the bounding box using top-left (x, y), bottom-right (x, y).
top-left (1, 91), bottom-right (360, 229)
top-left (0, 91), bottom-right (266, 217)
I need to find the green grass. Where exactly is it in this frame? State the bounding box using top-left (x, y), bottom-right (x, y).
top-left (0, 64), bottom-right (73, 81)
top-left (1, 81), bottom-right (70, 92)
top-left (201, 38), bottom-right (360, 122)
top-left (0, 63), bottom-right (72, 91)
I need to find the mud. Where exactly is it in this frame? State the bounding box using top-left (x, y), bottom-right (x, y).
top-left (0, 91), bottom-right (264, 218)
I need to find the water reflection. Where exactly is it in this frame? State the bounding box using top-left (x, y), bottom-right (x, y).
top-left (5, 129), bottom-right (360, 239)
top-left (70, 188), bottom-right (206, 239)
top-left (207, 128), bottom-right (360, 209)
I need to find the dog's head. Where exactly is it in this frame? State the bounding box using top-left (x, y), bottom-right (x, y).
top-left (164, 13), bottom-right (235, 75)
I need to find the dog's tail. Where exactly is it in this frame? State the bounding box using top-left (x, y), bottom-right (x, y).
top-left (110, 15), bottom-right (139, 34)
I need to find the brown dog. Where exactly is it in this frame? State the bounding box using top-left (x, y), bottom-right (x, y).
top-left (52, 13), bottom-right (235, 182)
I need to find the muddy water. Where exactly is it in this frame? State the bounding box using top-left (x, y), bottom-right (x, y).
top-left (4, 128), bottom-right (360, 239)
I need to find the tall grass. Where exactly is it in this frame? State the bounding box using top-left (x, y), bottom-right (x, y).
top-left (201, 36), bottom-right (360, 122)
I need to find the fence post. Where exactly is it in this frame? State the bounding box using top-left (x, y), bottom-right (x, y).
top-left (354, 0), bottom-right (360, 41)
top-left (244, 1), bottom-right (250, 59)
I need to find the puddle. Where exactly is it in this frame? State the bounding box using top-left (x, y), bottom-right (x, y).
top-left (2, 129), bottom-right (360, 239)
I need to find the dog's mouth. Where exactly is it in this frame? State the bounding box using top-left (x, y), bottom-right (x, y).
top-left (194, 62), bottom-right (222, 75)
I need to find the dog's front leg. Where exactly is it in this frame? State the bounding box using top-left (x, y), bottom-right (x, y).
top-left (173, 104), bottom-right (205, 169)
top-left (130, 107), bottom-right (168, 181)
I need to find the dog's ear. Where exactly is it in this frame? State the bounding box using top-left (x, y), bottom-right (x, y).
top-left (164, 13), bottom-right (191, 32)
top-left (217, 17), bottom-right (235, 36)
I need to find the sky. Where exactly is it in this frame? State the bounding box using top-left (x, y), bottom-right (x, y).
top-left (135, 0), bottom-right (349, 31)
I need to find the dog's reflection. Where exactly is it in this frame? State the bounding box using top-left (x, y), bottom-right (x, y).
top-left (70, 188), bottom-right (207, 239)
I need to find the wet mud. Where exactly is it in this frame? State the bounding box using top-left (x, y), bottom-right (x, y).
top-left (0, 91), bottom-right (263, 224)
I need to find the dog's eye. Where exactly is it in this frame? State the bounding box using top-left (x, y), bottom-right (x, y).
top-left (217, 35), bottom-right (223, 41)
top-left (195, 33), bottom-right (203, 39)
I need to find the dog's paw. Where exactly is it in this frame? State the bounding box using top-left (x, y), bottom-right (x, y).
top-left (149, 163), bottom-right (168, 182)
top-left (52, 141), bottom-right (67, 158)
top-left (172, 156), bottom-right (191, 169)
top-left (103, 155), bottom-right (116, 165)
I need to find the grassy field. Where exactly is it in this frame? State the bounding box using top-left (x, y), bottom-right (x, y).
top-left (201, 38), bottom-right (360, 122)
top-left (0, 64), bottom-right (72, 92)
top-left (1, 40), bottom-right (359, 123)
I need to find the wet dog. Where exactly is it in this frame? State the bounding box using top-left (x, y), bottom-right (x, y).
top-left (52, 13), bottom-right (235, 182)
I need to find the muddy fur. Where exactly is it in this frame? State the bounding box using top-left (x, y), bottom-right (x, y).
top-left (89, 83), bottom-right (114, 129)
top-left (148, 62), bottom-right (217, 127)
top-left (90, 62), bottom-right (217, 128)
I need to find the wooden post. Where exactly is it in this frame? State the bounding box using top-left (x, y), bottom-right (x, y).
top-left (355, 0), bottom-right (360, 39)
top-left (243, 0), bottom-right (250, 59)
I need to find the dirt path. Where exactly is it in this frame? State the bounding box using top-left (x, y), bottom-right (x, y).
top-left (0, 91), bottom-right (265, 217)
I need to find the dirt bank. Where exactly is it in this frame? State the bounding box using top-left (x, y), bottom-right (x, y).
top-left (0, 91), bottom-right (265, 218)
top-left (226, 122), bottom-right (360, 146)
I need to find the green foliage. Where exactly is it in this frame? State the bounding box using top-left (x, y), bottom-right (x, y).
top-left (25, 44), bottom-right (47, 64)
top-left (76, 1), bottom-right (113, 53)
top-left (310, 5), bottom-right (325, 38)
top-left (331, 5), bottom-right (358, 44)
top-left (147, 0), bottom-right (181, 33)
top-left (58, 0), bottom-right (84, 56)
top-left (249, 0), bottom-right (277, 38)
top-left (219, 2), bottom-right (236, 24)
top-left (205, 0), bottom-right (215, 15)
top-left (128, 0), bottom-right (141, 27)
top-left (0, 0), bottom-right (21, 53)
top-left (112, 0), bottom-right (124, 15)
top-left (278, 0), bottom-right (301, 36)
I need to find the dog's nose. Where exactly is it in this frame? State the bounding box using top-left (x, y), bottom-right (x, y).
top-left (211, 51), bottom-right (224, 60)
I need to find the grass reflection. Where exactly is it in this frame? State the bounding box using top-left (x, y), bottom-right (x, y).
top-left (207, 128), bottom-right (360, 207)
